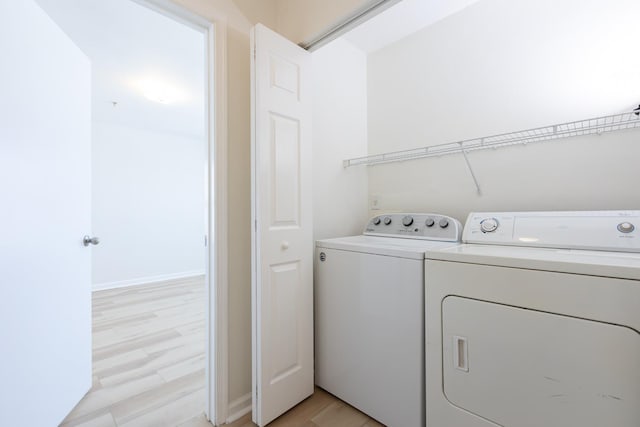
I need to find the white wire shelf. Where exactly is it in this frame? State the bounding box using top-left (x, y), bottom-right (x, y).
top-left (343, 110), bottom-right (640, 168)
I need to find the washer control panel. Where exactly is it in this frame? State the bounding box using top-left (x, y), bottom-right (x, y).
top-left (364, 213), bottom-right (462, 242)
top-left (464, 211), bottom-right (640, 252)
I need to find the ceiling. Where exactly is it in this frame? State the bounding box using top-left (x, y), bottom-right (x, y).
top-left (32, 0), bottom-right (481, 138)
top-left (35, 0), bottom-right (205, 139)
top-left (343, 0), bottom-right (481, 53)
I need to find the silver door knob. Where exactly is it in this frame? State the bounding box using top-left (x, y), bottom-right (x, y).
top-left (83, 235), bottom-right (100, 246)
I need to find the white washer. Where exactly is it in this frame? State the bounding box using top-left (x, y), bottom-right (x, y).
top-left (315, 213), bottom-right (462, 427)
top-left (425, 211), bottom-right (640, 427)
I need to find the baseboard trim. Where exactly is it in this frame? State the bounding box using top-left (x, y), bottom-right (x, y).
top-left (226, 392), bottom-right (252, 424)
top-left (92, 270), bottom-right (206, 291)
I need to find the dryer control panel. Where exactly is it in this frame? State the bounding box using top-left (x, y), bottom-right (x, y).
top-left (464, 210), bottom-right (640, 252)
top-left (364, 213), bottom-right (462, 242)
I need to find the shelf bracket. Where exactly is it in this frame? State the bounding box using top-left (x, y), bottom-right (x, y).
top-left (460, 146), bottom-right (482, 195)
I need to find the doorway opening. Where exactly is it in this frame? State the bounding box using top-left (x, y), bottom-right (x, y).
top-left (33, 0), bottom-right (227, 425)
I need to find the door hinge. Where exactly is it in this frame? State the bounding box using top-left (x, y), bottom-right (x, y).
top-left (204, 235), bottom-right (208, 247)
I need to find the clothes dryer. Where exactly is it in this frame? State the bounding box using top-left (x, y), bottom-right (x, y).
top-left (316, 213), bottom-right (462, 427)
top-left (425, 211), bottom-right (640, 427)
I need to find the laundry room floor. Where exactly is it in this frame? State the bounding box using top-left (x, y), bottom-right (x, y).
top-left (223, 387), bottom-right (384, 427)
top-left (59, 276), bottom-right (382, 427)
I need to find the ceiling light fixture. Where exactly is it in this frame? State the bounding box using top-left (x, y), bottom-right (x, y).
top-left (134, 77), bottom-right (185, 105)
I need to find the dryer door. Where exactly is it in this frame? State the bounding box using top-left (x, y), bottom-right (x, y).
top-left (442, 296), bottom-right (640, 427)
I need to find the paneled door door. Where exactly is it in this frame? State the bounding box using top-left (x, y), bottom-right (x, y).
top-left (250, 23), bottom-right (313, 427)
top-left (0, 1), bottom-right (92, 426)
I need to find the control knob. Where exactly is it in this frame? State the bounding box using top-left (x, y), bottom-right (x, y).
top-left (383, 217), bottom-right (392, 225)
top-left (617, 222), bottom-right (635, 233)
top-left (480, 218), bottom-right (499, 233)
top-left (402, 216), bottom-right (414, 226)
top-left (425, 218), bottom-right (435, 227)
top-left (439, 219), bottom-right (449, 228)
top-left (373, 217), bottom-right (381, 226)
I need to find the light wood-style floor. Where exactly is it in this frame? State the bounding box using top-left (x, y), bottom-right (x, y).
top-left (225, 388), bottom-right (384, 427)
top-left (60, 276), bottom-right (207, 427)
top-left (60, 276), bottom-right (380, 427)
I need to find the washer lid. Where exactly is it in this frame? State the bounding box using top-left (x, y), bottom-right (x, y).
top-left (316, 235), bottom-right (460, 259)
top-left (426, 244), bottom-right (640, 280)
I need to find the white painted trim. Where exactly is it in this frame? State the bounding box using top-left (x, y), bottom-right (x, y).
top-left (92, 271), bottom-right (205, 291)
top-left (226, 393), bottom-right (252, 424)
top-left (123, 1), bottom-right (229, 426)
top-left (129, 0), bottom-right (211, 30)
top-left (211, 17), bottom-right (230, 427)
top-left (249, 25), bottom-right (258, 424)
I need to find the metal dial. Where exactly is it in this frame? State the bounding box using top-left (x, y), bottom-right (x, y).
top-left (402, 216), bottom-right (414, 226)
top-left (373, 217), bottom-right (381, 226)
top-left (425, 218), bottom-right (435, 227)
top-left (480, 218), bottom-right (499, 233)
top-left (439, 219), bottom-right (449, 228)
top-left (617, 222), bottom-right (635, 233)
top-left (383, 217), bottom-right (392, 225)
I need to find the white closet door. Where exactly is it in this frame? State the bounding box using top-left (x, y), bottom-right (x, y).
top-left (0, 1), bottom-right (92, 426)
top-left (251, 23), bottom-right (313, 427)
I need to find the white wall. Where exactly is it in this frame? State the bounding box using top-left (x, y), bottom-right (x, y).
top-left (92, 122), bottom-right (205, 289)
top-left (312, 38), bottom-right (369, 240)
top-left (367, 0), bottom-right (640, 223)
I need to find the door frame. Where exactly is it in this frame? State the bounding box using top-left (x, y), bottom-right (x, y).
top-left (130, 1), bottom-right (229, 424)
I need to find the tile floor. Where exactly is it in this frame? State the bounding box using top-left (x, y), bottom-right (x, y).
top-left (59, 276), bottom-right (381, 427)
top-left (60, 276), bottom-right (206, 427)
